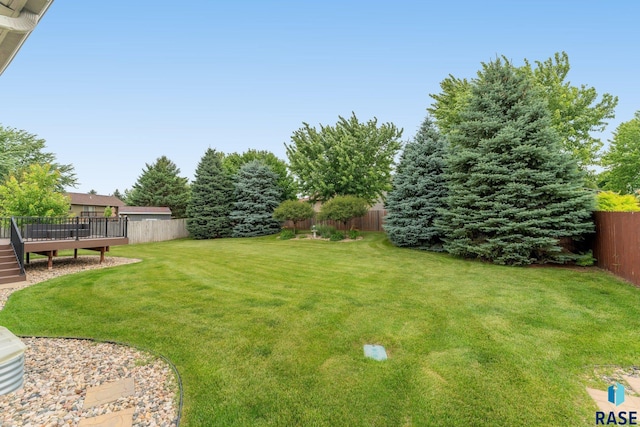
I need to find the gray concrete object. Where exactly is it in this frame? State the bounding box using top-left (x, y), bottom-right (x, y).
top-left (0, 326), bottom-right (26, 395)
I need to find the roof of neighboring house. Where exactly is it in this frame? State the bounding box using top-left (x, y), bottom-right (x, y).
top-left (119, 206), bottom-right (172, 215)
top-left (0, 0), bottom-right (54, 75)
top-left (67, 192), bottom-right (126, 208)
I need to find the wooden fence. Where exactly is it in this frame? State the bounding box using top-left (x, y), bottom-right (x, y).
top-left (593, 211), bottom-right (640, 286)
top-left (127, 218), bottom-right (189, 244)
top-left (126, 211), bottom-right (388, 244)
top-left (116, 212), bottom-right (640, 287)
top-left (284, 210), bottom-right (388, 232)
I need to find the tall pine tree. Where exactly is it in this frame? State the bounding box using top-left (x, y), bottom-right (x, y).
top-left (128, 156), bottom-right (190, 218)
top-left (186, 148), bottom-right (234, 239)
top-left (223, 149), bottom-right (298, 201)
top-left (384, 116), bottom-right (448, 250)
top-left (440, 58), bottom-right (594, 265)
top-left (230, 161), bottom-right (282, 237)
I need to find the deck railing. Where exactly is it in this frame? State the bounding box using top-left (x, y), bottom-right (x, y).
top-left (9, 217), bottom-right (25, 276)
top-left (8, 216), bottom-right (128, 241)
top-left (0, 217), bottom-right (11, 239)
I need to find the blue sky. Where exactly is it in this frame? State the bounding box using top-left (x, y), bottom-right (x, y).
top-left (1, 1), bottom-right (638, 195)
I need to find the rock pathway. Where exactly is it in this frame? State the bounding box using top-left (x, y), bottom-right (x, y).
top-left (0, 256), bottom-right (179, 426)
top-left (586, 366), bottom-right (640, 415)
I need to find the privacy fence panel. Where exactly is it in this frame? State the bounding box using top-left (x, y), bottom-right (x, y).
top-left (593, 211), bottom-right (640, 286)
top-left (284, 210), bottom-right (388, 232)
top-left (127, 219), bottom-right (189, 244)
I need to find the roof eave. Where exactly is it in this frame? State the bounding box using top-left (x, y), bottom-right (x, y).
top-left (0, 0), bottom-right (54, 75)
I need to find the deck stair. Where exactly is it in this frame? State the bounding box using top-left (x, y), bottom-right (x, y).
top-left (0, 243), bottom-right (26, 285)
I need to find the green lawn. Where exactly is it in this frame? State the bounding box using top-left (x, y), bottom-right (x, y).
top-left (2, 233), bottom-right (639, 426)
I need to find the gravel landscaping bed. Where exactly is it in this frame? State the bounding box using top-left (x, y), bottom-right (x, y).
top-left (0, 256), bottom-right (180, 426)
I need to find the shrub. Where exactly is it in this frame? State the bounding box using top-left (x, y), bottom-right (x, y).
top-left (595, 191), bottom-right (640, 212)
top-left (318, 195), bottom-right (369, 229)
top-left (348, 229), bottom-right (359, 240)
top-left (279, 229), bottom-right (295, 240)
top-left (330, 231), bottom-right (345, 241)
top-left (272, 200), bottom-right (315, 233)
top-left (315, 224), bottom-right (335, 238)
top-left (575, 250), bottom-right (596, 267)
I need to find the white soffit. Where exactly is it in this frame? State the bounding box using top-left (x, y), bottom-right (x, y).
top-left (0, 0), bottom-right (54, 75)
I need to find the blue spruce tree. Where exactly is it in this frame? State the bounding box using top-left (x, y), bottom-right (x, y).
top-left (440, 58), bottom-right (594, 265)
top-left (230, 161), bottom-right (282, 237)
top-left (384, 117), bottom-right (448, 250)
top-left (186, 148), bottom-right (234, 239)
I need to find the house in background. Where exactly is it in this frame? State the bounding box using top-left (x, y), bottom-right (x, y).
top-left (67, 192), bottom-right (172, 220)
top-left (119, 206), bottom-right (172, 221)
top-left (67, 192), bottom-right (125, 217)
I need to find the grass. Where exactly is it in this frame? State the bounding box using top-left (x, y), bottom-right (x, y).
top-left (2, 233), bottom-right (640, 425)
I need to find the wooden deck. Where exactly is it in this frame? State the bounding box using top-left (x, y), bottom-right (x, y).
top-left (25, 236), bottom-right (129, 269)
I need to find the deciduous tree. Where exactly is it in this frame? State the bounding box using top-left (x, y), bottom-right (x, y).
top-left (285, 113), bottom-right (402, 204)
top-left (273, 200), bottom-right (315, 233)
top-left (601, 111), bottom-right (640, 194)
top-left (0, 125), bottom-right (77, 189)
top-left (318, 195), bottom-right (368, 230)
top-left (0, 164), bottom-right (71, 217)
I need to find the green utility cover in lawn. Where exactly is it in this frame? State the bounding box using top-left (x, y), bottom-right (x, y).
top-left (364, 344), bottom-right (387, 361)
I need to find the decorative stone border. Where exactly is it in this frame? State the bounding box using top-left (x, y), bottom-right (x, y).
top-left (0, 256), bottom-right (181, 426)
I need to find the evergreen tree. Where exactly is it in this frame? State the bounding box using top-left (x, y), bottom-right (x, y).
top-left (128, 156), bottom-right (190, 218)
top-left (112, 189), bottom-right (125, 202)
top-left (440, 58), bottom-right (594, 265)
top-left (429, 52), bottom-right (618, 179)
top-left (186, 148), bottom-right (234, 239)
top-left (384, 117), bottom-right (448, 251)
top-left (223, 149), bottom-right (298, 201)
top-left (230, 161), bottom-right (282, 237)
